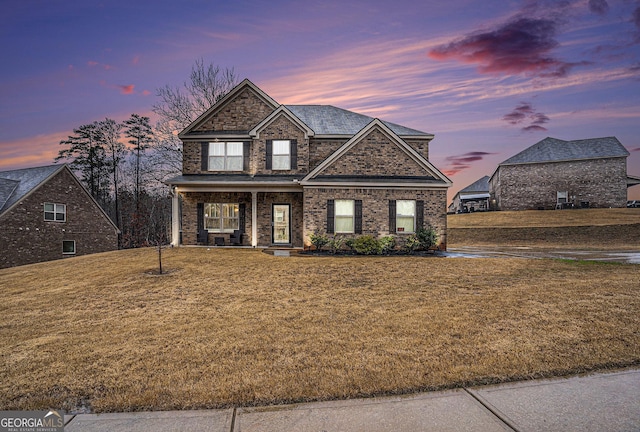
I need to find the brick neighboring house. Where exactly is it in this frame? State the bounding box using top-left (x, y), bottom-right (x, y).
top-left (450, 175), bottom-right (490, 213)
top-left (0, 164), bottom-right (120, 269)
top-left (166, 79), bottom-right (452, 249)
top-left (489, 136), bottom-right (639, 211)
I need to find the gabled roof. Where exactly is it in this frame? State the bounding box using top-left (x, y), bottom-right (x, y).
top-left (0, 164), bottom-right (120, 233)
top-left (0, 164), bottom-right (63, 214)
top-left (179, 79), bottom-right (279, 138)
top-left (459, 176), bottom-right (490, 194)
top-left (302, 119), bottom-right (451, 187)
top-left (250, 106), bottom-right (315, 139)
top-left (499, 136), bottom-right (629, 166)
top-left (285, 105), bottom-right (432, 137)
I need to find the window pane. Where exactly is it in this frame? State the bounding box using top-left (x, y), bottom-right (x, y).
top-left (222, 204), bottom-right (238, 218)
top-left (335, 200), bottom-right (354, 216)
top-left (223, 217), bottom-right (239, 230)
top-left (209, 156), bottom-right (224, 170)
top-left (273, 140), bottom-right (290, 154)
top-left (335, 216), bottom-right (354, 233)
top-left (56, 204), bottom-right (66, 213)
top-left (55, 213), bottom-right (65, 221)
top-left (44, 203), bottom-right (54, 212)
top-left (45, 212), bottom-right (54, 221)
top-left (62, 241), bottom-right (75, 254)
top-left (227, 142), bottom-right (243, 156)
top-left (272, 155), bottom-right (290, 170)
top-left (205, 217), bottom-right (220, 230)
top-left (397, 216), bottom-right (415, 233)
top-left (210, 142), bottom-right (225, 156)
top-left (227, 156), bottom-right (243, 170)
top-left (397, 200), bottom-right (415, 216)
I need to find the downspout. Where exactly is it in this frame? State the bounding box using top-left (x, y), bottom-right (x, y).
top-left (171, 186), bottom-right (180, 246)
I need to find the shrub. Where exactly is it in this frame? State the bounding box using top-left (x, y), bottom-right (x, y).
top-left (404, 227), bottom-right (438, 253)
top-left (351, 235), bottom-right (381, 255)
top-left (309, 232), bottom-right (329, 251)
top-left (327, 235), bottom-right (345, 254)
top-left (378, 236), bottom-right (396, 254)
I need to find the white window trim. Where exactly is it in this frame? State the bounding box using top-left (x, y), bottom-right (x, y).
top-left (335, 199), bottom-right (355, 234)
top-left (396, 200), bottom-right (416, 233)
top-left (272, 139), bottom-right (291, 170)
top-left (204, 203), bottom-right (240, 233)
top-left (62, 240), bottom-right (76, 255)
top-left (44, 202), bottom-right (66, 222)
top-left (208, 142), bottom-right (243, 171)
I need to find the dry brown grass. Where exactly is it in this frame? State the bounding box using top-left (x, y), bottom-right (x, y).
top-left (1, 247), bottom-right (639, 413)
top-left (448, 208), bottom-right (640, 248)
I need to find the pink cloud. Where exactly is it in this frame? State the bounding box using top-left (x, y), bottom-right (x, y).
top-left (443, 151), bottom-right (496, 176)
top-left (141, 89), bottom-right (151, 96)
top-left (0, 133), bottom-right (68, 170)
top-left (87, 61), bottom-right (99, 67)
top-left (118, 84), bottom-right (135, 95)
top-left (502, 101), bottom-right (550, 132)
top-left (132, 55), bottom-right (140, 65)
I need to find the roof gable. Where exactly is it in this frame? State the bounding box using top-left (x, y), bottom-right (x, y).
top-left (500, 136), bottom-right (629, 165)
top-left (179, 79), bottom-right (279, 137)
top-left (302, 119), bottom-right (451, 186)
top-left (250, 106), bottom-right (314, 139)
top-left (460, 176), bottom-right (490, 193)
top-left (0, 165), bottom-right (63, 214)
top-left (286, 105), bottom-right (432, 137)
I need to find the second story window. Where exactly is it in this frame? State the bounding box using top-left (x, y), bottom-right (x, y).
top-left (272, 140), bottom-right (291, 170)
top-left (209, 142), bottom-right (243, 171)
top-left (44, 203), bottom-right (66, 222)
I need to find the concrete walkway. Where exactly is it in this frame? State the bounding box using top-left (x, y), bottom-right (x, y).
top-left (447, 246), bottom-right (640, 264)
top-left (64, 367), bottom-right (640, 431)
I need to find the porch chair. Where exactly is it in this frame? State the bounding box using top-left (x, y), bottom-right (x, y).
top-left (230, 229), bottom-right (243, 245)
top-left (197, 229), bottom-right (209, 245)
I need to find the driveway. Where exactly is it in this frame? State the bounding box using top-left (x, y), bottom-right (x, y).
top-left (446, 246), bottom-right (640, 264)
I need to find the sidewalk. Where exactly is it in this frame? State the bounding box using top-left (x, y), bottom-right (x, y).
top-left (64, 367), bottom-right (640, 431)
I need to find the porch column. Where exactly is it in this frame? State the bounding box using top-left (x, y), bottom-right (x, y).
top-left (171, 188), bottom-right (180, 246)
top-left (251, 191), bottom-right (258, 247)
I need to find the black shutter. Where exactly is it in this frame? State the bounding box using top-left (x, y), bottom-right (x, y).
top-left (243, 141), bottom-right (250, 171)
top-left (197, 203), bottom-right (204, 231)
top-left (416, 200), bottom-right (424, 229)
top-left (354, 200), bottom-right (362, 234)
top-left (326, 199), bottom-right (335, 234)
top-left (265, 140), bottom-right (272, 170)
top-left (201, 143), bottom-right (209, 171)
top-left (239, 203), bottom-right (246, 233)
top-left (389, 200), bottom-right (396, 233)
top-left (290, 139), bottom-right (298, 170)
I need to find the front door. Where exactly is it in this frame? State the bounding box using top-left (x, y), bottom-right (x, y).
top-left (272, 204), bottom-right (291, 244)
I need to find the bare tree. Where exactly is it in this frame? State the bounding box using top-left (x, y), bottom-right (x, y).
top-left (151, 59), bottom-right (238, 179)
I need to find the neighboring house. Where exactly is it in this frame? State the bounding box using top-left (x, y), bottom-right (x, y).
top-left (489, 137), bottom-right (638, 211)
top-left (450, 176), bottom-right (490, 213)
top-left (0, 164), bottom-right (120, 269)
top-left (166, 79), bottom-right (452, 249)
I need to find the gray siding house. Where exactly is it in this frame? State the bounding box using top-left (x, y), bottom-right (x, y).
top-left (166, 79), bottom-right (452, 249)
top-left (450, 176), bottom-right (490, 213)
top-left (489, 137), bottom-right (636, 211)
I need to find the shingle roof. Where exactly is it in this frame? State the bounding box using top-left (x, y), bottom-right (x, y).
top-left (500, 137), bottom-right (629, 165)
top-left (459, 175), bottom-right (489, 193)
top-left (0, 165), bottom-right (63, 214)
top-left (285, 105), bottom-right (431, 137)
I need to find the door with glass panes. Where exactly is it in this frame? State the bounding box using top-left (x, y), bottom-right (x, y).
top-left (272, 204), bottom-right (290, 244)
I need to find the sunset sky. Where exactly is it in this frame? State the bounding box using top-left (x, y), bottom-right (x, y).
top-left (2, 0), bottom-right (639, 202)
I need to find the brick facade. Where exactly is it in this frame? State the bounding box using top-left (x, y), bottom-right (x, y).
top-left (170, 79), bottom-right (451, 250)
top-left (304, 187), bottom-right (448, 249)
top-left (0, 168), bottom-right (119, 269)
top-left (491, 157), bottom-right (628, 210)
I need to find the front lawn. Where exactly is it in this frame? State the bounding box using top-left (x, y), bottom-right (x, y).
top-left (1, 248), bottom-right (639, 412)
